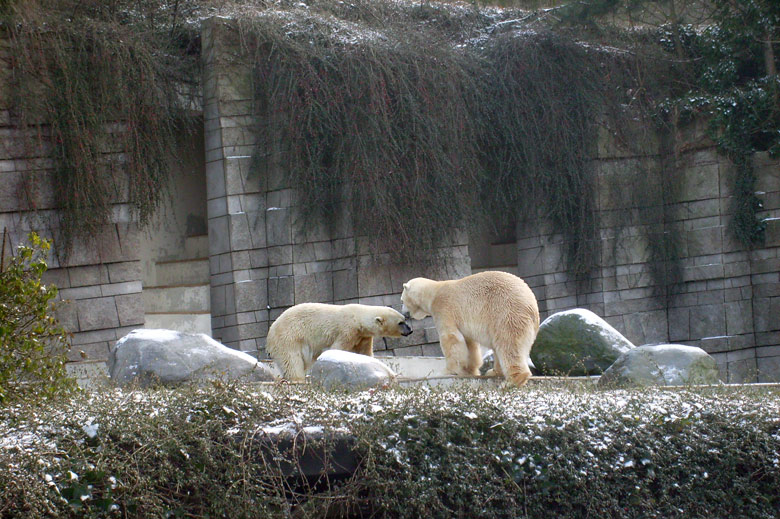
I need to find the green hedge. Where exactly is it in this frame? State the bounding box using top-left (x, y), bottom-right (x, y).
top-left (1, 383), bottom-right (778, 518)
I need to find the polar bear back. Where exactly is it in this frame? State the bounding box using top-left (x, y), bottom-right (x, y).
top-left (434, 271), bottom-right (539, 344)
top-left (267, 303), bottom-right (364, 351)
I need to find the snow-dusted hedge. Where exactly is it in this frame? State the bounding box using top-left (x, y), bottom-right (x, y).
top-left (1, 383), bottom-right (779, 518)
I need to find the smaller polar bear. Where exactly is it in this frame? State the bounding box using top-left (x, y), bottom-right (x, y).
top-left (401, 271), bottom-right (539, 387)
top-left (266, 303), bottom-right (412, 381)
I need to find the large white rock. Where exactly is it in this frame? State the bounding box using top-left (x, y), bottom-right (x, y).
top-left (531, 308), bottom-right (635, 376)
top-left (309, 350), bottom-right (396, 391)
top-left (108, 329), bottom-right (276, 387)
top-left (598, 344), bottom-right (721, 388)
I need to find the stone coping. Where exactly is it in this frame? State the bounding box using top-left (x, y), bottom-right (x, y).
top-left (68, 356), bottom-right (780, 389)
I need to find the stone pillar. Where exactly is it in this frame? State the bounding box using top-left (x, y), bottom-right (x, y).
top-left (202, 17), bottom-right (269, 354)
top-left (748, 151), bottom-right (780, 383)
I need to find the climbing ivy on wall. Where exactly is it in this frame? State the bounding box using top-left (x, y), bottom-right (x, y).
top-left (242, 6), bottom-right (485, 263)
top-left (5, 0), bottom-right (776, 274)
top-left (681, 0), bottom-right (780, 246)
top-left (561, 0), bottom-right (780, 249)
top-left (478, 31), bottom-right (611, 275)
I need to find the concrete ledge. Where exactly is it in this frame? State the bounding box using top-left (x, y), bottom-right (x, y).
top-left (155, 258), bottom-right (210, 286)
top-left (397, 374), bottom-right (599, 389)
top-left (380, 356), bottom-right (449, 378)
top-left (66, 361), bottom-right (109, 389)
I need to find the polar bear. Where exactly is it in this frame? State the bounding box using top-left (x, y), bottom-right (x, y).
top-left (401, 271), bottom-right (539, 387)
top-left (266, 303), bottom-right (412, 381)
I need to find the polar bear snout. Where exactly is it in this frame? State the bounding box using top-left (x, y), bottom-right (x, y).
top-left (401, 307), bottom-right (411, 320)
top-left (400, 321), bottom-right (413, 336)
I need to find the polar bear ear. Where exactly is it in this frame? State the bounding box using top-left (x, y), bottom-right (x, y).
top-left (403, 283), bottom-right (409, 290)
top-left (375, 316), bottom-right (385, 325)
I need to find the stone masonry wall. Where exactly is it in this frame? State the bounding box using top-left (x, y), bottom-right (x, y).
top-left (4, 16), bottom-right (777, 383)
top-left (519, 123), bottom-right (780, 383)
top-left (204, 17), bottom-right (779, 378)
top-left (201, 18), bottom-right (469, 359)
top-left (0, 36), bottom-right (145, 372)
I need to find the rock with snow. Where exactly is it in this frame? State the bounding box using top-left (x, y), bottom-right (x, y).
top-left (108, 329), bottom-right (276, 387)
top-left (309, 350), bottom-right (396, 391)
top-left (531, 308), bottom-right (634, 376)
top-left (598, 344), bottom-right (721, 388)
top-left (480, 350), bottom-right (494, 375)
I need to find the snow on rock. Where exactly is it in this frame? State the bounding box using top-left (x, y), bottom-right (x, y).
top-left (531, 308), bottom-right (635, 376)
top-left (598, 344), bottom-right (721, 388)
top-left (108, 329), bottom-right (276, 387)
top-left (310, 350), bottom-right (396, 391)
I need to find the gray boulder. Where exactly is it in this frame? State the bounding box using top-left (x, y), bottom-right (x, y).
top-left (310, 350), bottom-right (396, 391)
top-left (109, 329), bottom-right (276, 387)
top-left (480, 350), bottom-right (495, 375)
top-left (598, 344), bottom-right (721, 388)
top-left (531, 308), bottom-right (634, 376)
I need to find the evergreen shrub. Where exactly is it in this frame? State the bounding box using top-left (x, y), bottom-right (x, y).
top-left (1, 383), bottom-right (778, 518)
top-left (0, 232), bottom-right (74, 404)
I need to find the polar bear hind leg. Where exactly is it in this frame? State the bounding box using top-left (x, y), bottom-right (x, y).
top-left (494, 327), bottom-right (536, 387)
top-left (485, 351), bottom-right (503, 378)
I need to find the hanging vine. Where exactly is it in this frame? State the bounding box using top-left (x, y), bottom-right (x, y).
top-left (5, 1), bottom-right (201, 250)
top-left (239, 2), bottom-right (646, 271)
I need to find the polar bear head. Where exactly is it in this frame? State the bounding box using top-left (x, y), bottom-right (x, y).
top-left (369, 306), bottom-right (413, 337)
top-left (400, 277), bottom-right (434, 321)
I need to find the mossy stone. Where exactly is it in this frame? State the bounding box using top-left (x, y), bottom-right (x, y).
top-left (531, 308), bottom-right (634, 376)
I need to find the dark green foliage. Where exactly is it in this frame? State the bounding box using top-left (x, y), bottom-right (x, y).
top-left (1, 384), bottom-right (779, 518)
top-left (357, 389), bottom-right (780, 518)
top-left (0, 232), bottom-right (74, 404)
top-left (683, 0), bottom-right (780, 246)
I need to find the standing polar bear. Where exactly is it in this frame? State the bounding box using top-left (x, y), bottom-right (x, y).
top-left (401, 271), bottom-right (539, 387)
top-left (266, 303), bottom-right (412, 381)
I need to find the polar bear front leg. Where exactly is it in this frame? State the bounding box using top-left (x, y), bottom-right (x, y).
top-left (352, 336), bottom-right (374, 356)
top-left (283, 350), bottom-right (307, 381)
top-left (439, 328), bottom-right (473, 376)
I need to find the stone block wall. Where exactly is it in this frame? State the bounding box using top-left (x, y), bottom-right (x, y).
top-left (0, 210), bottom-right (144, 366)
top-left (519, 126), bottom-right (780, 383)
top-left (0, 36), bottom-right (144, 366)
top-left (5, 16), bottom-right (775, 381)
top-left (204, 17), bottom-right (779, 378)
top-left (201, 18), bottom-right (469, 358)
